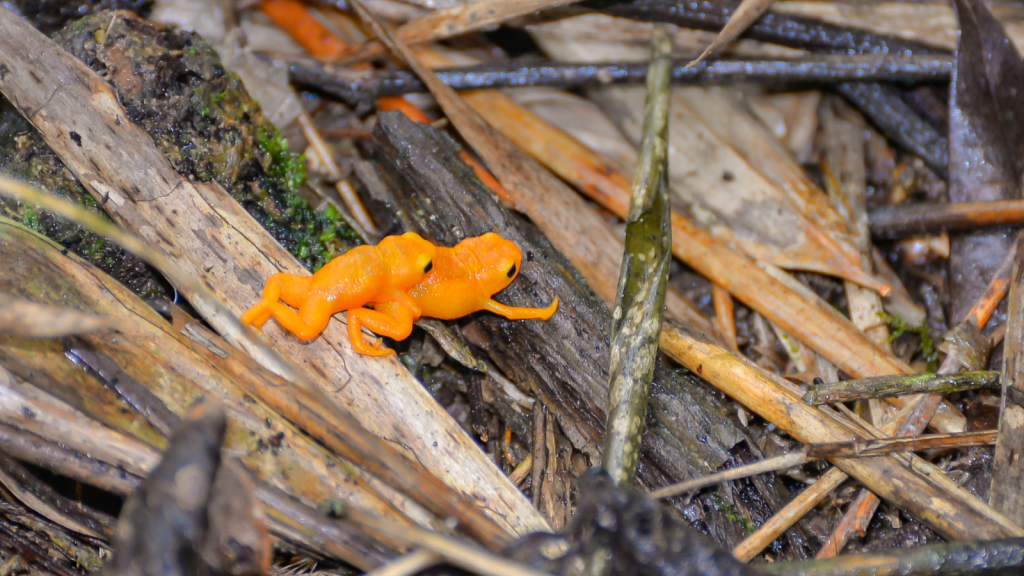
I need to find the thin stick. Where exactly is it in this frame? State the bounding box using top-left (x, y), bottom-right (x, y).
top-left (870, 198), bottom-right (1024, 239)
top-left (652, 452), bottom-right (809, 500)
top-left (297, 113), bottom-right (379, 238)
top-left (712, 284), bottom-right (738, 351)
top-left (806, 430), bottom-right (997, 458)
top-left (804, 371), bottom-right (1000, 405)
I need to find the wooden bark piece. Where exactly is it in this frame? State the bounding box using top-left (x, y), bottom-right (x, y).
top-left (0, 6), bottom-right (544, 538)
top-left (991, 233), bottom-right (1024, 523)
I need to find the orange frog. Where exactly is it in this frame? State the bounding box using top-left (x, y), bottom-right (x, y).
top-left (240, 232), bottom-right (436, 354)
top-left (353, 233), bottom-right (559, 356)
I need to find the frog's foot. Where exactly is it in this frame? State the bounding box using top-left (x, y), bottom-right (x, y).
top-left (240, 301), bottom-right (273, 329)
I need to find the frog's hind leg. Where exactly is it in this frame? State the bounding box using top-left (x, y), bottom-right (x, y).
top-left (347, 305), bottom-right (416, 356)
top-left (264, 295), bottom-right (334, 341)
top-left (240, 273), bottom-right (311, 329)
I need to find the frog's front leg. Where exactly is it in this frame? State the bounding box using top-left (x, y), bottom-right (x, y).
top-left (482, 296), bottom-right (559, 320)
top-left (347, 304), bottom-right (416, 356)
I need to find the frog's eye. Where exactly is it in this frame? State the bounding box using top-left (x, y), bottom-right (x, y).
top-left (423, 260), bottom-right (433, 273)
top-left (506, 263), bottom-right (517, 278)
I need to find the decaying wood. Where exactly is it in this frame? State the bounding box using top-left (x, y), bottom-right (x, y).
top-left (0, 6), bottom-right (543, 542)
top-left (602, 25), bottom-right (673, 489)
top-left (806, 430), bottom-right (997, 459)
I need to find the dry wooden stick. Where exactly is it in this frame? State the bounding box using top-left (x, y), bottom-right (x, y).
top-left (652, 451), bottom-right (810, 500)
top-left (0, 6), bottom-right (543, 543)
top-left (735, 258), bottom-right (1007, 560)
top-left (733, 467), bottom-right (848, 561)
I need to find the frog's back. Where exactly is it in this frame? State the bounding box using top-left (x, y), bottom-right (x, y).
top-left (310, 245), bottom-right (389, 310)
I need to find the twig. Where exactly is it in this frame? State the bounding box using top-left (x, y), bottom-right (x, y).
top-left (806, 430), bottom-right (997, 458)
top-left (651, 451), bottom-right (809, 500)
top-left (602, 26), bottom-right (673, 488)
top-left (804, 371), bottom-right (1000, 405)
top-left (688, 0), bottom-right (778, 67)
top-left (287, 54), bottom-right (953, 106)
top-left (732, 467), bottom-right (848, 562)
top-left (870, 198), bottom-right (1024, 239)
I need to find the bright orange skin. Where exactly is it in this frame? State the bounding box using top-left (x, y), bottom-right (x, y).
top-left (371, 233), bottom-right (559, 348)
top-left (240, 232), bottom-right (436, 355)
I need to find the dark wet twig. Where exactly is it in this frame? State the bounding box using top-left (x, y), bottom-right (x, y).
top-left (870, 199), bottom-right (1024, 239)
top-left (287, 53), bottom-right (952, 107)
top-left (804, 371), bottom-right (1000, 405)
top-left (601, 26), bottom-right (674, 488)
top-left (765, 537), bottom-right (1024, 576)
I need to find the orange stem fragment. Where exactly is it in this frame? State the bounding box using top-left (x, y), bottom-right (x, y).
top-left (260, 0), bottom-right (351, 59)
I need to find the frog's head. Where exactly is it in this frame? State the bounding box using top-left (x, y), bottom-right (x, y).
top-left (454, 233), bottom-right (523, 297)
top-left (380, 232), bottom-right (437, 288)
